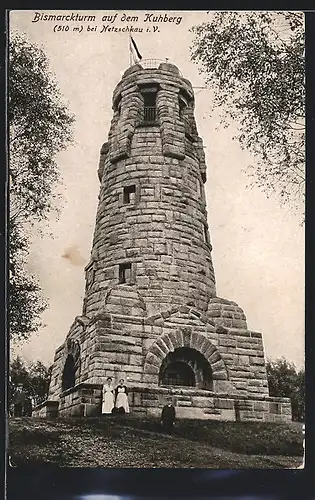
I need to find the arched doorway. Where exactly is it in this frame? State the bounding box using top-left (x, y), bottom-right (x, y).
top-left (62, 354), bottom-right (76, 391)
top-left (159, 347), bottom-right (213, 390)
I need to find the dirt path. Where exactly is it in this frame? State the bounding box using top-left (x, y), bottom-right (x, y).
top-left (9, 418), bottom-right (302, 469)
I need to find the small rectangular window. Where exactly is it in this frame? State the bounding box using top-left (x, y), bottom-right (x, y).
top-left (119, 262), bottom-right (132, 284)
top-left (143, 92), bottom-right (156, 107)
top-left (123, 185), bottom-right (136, 204)
top-left (143, 91), bottom-right (157, 124)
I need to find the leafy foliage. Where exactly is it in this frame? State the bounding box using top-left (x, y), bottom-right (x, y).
top-left (9, 32), bottom-right (74, 341)
top-left (9, 356), bottom-right (52, 406)
top-left (9, 222), bottom-right (47, 340)
top-left (266, 357), bottom-right (305, 421)
top-left (9, 31), bottom-right (74, 225)
top-left (190, 12), bottom-right (305, 213)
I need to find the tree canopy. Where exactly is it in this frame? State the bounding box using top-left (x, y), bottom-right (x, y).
top-left (266, 357), bottom-right (305, 421)
top-left (9, 356), bottom-right (52, 406)
top-left (190, 12), bottom-right (304, 215)
top-left (9, 32), bottom-right (75, 341)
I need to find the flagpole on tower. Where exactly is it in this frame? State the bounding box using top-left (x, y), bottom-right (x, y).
top-left (129, 36), bottom-right (143, 66)
top-left (129, 34), bottom-right (132, 66)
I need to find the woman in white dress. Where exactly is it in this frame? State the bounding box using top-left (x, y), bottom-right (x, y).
top-left (114, 379), bottom-right (129, 413)
top-left (101, 377), bottom-right (114, 414)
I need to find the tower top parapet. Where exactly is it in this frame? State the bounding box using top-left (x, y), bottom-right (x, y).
top-left (113, 61), bottom-right (194, 107)
top-left (123, 60), bottom-right (183, 77)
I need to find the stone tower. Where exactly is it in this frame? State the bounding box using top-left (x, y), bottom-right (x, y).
top-left (39, 62), bottom-right (291, 422)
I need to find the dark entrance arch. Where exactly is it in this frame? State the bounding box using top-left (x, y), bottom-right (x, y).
top-left (62, 354), bottom-right (76, 391)
top-left (161, 361), bottom-right (195, 387)
top-left (159, 347), bottom-right (213, 390)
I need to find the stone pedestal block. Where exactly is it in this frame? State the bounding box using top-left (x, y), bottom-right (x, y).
top-left (32, 401), bottom-right (59, 418)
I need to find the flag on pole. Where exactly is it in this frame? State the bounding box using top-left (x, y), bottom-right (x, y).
top-left (130, 36), bottom-right (142, 64)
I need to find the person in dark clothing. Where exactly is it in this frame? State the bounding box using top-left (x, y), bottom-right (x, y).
top-left (13, 402), bottom-right (23, 417)
top-left (23, 397), bottom-right (33, 416)
top-left (13, 386), bottom-right (26, 417)
top-left (161, 398), bottom-right (176, 433)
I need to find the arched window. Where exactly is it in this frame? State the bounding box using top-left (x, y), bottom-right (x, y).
top-left (159, 347), bottom-right (213, 390)
top-left (62, 354), bottom-right (76, 391)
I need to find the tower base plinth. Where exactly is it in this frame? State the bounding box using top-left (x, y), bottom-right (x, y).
top-left (33, 384), bottom-right (291, 422)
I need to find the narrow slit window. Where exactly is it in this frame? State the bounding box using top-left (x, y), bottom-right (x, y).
top-left (179, 96), bottom-right (187, 118)
top-left (115, 95), bottom-right (122, 115)
top-left (123, 184), bottom-right (136, 204)
top-left (143, 92), bottom-right (157, 124)
top-left (119, 262), bottom-right (132, 284)
top-left (203, 224), bottom-right (210, 245)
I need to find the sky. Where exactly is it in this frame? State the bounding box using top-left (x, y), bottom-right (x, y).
top-left (10, 10), bottom-right (305, 369)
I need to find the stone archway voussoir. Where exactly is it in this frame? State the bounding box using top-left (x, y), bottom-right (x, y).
top-left (155, 338), bottom-right (169, 356)
top-left (151, 343), bottom-right (166, 360)
top-left (169, 331), bottom-right (183, 349)
top-left (211, 359), bottom-right (227, 374)
top-left (212, 370), bottom-right (228, 381)
top-left (208, 350), bottom-right (221, 365)
top-left (199, 338), bottom-right (211, 356)
top-left (190, 331), bottom-right (201, 350)
top-left (203, 343), bottom-right (217, 360)
top-left (161, 334), bottom-right (173, 353)
top-left (146, 352), bottom-right (161, 367)
top-left (144, 362), bottom-right (160, 375)
top-left (182, 329), bottom-right (192, 347)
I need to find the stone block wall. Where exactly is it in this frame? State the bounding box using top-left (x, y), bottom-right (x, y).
top-left (84, 123), bottom-right (216, 317)
top-left (58, 383), bottom-right (102, 417)
top-left (82, 63), bottom-right (215, 318)
top-left (127, 387), bottom-right (292, 422)
top-left (46, 62), bottom-right (292, 423)
top-left (50, 300), bottom-right (269, 402)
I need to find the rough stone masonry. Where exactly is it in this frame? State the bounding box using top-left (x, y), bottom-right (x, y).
top-left (35, 62), bottom-right (291, 422)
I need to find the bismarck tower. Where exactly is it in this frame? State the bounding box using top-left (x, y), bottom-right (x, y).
top-left (38, 61), bottom-right (291, 421)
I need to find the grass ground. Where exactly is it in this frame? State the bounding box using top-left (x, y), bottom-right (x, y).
top-left (8, 416), bottom-right (304, 469)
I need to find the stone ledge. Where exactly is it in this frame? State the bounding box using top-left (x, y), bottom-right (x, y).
top-left (42, 383), bottom-right (292, 422)
top-left (60, 382), bottom-right (103, 398)
top-left (128, 385), bottom-right (291, 404)
top-left (33, 400), bottom-right (59, 412)
top-left (32, 400), bottom-right (59, 418)
top-left (130, 385), bottom-right (242, 399)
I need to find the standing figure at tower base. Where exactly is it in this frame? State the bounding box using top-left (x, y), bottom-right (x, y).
top-left (101, 377), bottom-right (114, 415)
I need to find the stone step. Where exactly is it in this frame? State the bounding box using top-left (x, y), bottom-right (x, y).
top-left (175, 395), bottom-right (192, 402)
top-left (203, 408), bottom-right (221, 415)
top-left (177, 400), bottom-right (192, 407)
